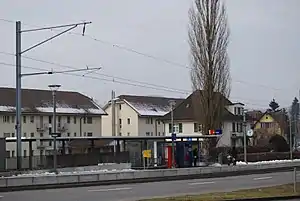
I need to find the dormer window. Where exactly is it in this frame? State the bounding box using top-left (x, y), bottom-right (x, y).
top-left (234, 107), bottom-right (243, 115)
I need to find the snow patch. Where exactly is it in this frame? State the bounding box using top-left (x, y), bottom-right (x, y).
top-left (237, 159), bottom-right (300, 165)
top-left (8, 168), bottom-right (135, 177)
top-left (128, 102), bottom-right (170, 116)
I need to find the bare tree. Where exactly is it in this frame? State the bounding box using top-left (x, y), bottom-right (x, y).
top-left (188, 0), bottom-right (231, 153)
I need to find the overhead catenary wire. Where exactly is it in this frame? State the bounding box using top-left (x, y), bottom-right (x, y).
top-left (0, 60), bottom-right (290, 108)
top-left (0, 50), bottom-right (285, 105)
top-left (0, 18), bottom-right (285, 91)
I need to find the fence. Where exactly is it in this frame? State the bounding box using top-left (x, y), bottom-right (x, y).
top-left (5, 151), bottom-right (130, 170)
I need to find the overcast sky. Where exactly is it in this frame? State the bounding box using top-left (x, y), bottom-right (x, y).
top-left (0, 0), bottom-right (299, 109)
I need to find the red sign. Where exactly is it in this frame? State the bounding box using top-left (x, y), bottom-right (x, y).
top-left (209, 129), bottom-right (215, 135)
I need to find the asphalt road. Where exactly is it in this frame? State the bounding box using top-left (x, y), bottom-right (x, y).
top-left (0, 171), bottom-right (299, 201)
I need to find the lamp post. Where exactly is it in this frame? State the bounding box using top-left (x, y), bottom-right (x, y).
top-left (243, 108), bottom-right (248, 163)
top-left (169, 100), bottom-right (176, 168)
top-left (48, 84), bottom-right (61, 173)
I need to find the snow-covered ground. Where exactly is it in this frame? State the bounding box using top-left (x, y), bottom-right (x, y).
top-left (9, 168), bottom-right (135, 177)
top-left (237, 159), bottom-right (300, 165)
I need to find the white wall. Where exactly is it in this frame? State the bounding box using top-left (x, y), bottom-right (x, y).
top-left (163, 120), bottom-right (252, 147)
top-left (138, 117), bottom-right (164, 136)
top-left (101, 102), bottom-right (139, 136)
top-left (1, 114), bottom-right (102, 157)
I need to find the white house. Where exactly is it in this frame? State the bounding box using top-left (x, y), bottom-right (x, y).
top-left (160, 90), bottom-right (252, 147)
top-left (101, 95), bottom-right (184, 137)
top-left (0, 87), bottom-right (106, 157)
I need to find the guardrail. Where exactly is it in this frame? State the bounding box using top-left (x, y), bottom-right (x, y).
top-left (1, 161), bottom-right (300, 192)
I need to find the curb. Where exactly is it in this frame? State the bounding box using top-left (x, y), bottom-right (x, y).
top-left (225, 195), bottom-right (300, 201)
top-left (0, 166), bottom-right (297, 192)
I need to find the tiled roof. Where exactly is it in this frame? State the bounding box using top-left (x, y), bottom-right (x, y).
top-left (160, 90), bottom-right (243, 122)
top-left (0, 87), bottom-right (106, 115)
top-left (117, 95), bottom-right (185, 117)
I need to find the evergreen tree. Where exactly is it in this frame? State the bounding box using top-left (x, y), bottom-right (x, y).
top-left (269, 98), bottom-right (279, 112)
top-left (290, 97), bottom-right (299, 144)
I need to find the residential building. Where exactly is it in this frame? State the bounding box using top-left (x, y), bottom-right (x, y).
top-left (252, 109), bottom-right (288, 145)
top-left (160, 90), bottom-right (252, 147)
top-left (0, 87), bottom-right (106, 157)
top-left (101, 95), bottom-right (184, 137)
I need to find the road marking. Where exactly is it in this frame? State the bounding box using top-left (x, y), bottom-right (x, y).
top-left (88, 187), bottom-right (132, 192)
top-left (253, 176), bottom-right (272, 181)
top-left (189, 181), bottom-right (215, 186)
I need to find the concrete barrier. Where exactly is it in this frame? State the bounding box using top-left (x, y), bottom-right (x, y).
top-left (1, 161), bottom-right (300, 191)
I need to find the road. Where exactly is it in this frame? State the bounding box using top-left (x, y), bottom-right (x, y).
top-left (0, 171), bottom-right (299, 201)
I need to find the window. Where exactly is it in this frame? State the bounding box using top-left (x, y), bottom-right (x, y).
top-left (23, 116), bottom-right (26, 123)
top-left (3, 116), bottom-right (9, 123)
top-left (67, 116), bottom-right (70, 124)
top-left (58, 116), bottom-right (61, 123)
top-left (158, 132), bottom-right (161, 136)
top-left (151, 132), bottom-right (153, 136)
top-left (23, 150), bottom-right (27, 157)
top-left (87, 117), bottom-right (92, 124)
top-left (173, 123), bottom-right (183, 133)
top-left (262, 122), bottom-right (271, 128)
top-left (237, 107), bottom-right (241, 115)
top-left (127, 118), bottom-right (131, 125)
top-left (74, 132), bottom-right (77, 137)
top-left (232, 122), bottom-right (236, 132)
top-left (30, 116), bottom-right (34, 123)
top-left (73, 117), bottom-right (77, 124)
top-left (119, 104), bottom-right (122, 110)
top-left (11, 133), bottom-right (15, 137)
top-left (30, 132), bottom-right (34, 137)
top-left (84, 132), bottom-right (87, 136)
top-left (40, 133), bottom-right (43, 137)
top-left (158, 120), bottom-right (160, 125)
top-left (12, 116), bottom-right (15, 123)
top-left (31, 150), bottom-right (34, 156)
top-left (118, 132), bottom-right (122, 136)
top-left (194, 123), bottom-right (202, 132)
top-left (146, 132), bottom-right (150, 136)
top-left (6, 151), bottom-right (10, 158)
top-left (127, 132), bottom-right (130, 136)
top-left (169, 123), bottom-right (172, 133)
top-left (48, 116), bottom-right (52, 124)
top-left (83, 117), bottom-right (86, 124)
top-left (3, 133), bottom-right (10, 138)
top-left (12, 151), bottom-right (15, 157)
top-left (237, 123), bottom-right (243, 132)
top-left (146, 118), bottom-right (153, 124)
top-left (119, 118), bottom-right (122, 128)
top-left (23, 133), bottom-right (27, 137)
top-left (67, 132), bottom-right (70, 137)
top-left (49, 141), bottom-right (52, 146)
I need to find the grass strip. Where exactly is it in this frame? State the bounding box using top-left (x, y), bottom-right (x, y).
top-left (140, 183), bottom-right (300, 201)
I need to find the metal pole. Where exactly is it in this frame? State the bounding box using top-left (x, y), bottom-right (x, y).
top-left (243, 109), bottom-right (247, 163)
top-left (16, 21), bottom-right (22, 170)
top-left (111, 90), bottom-right (116, 154)
top-left (290, 118), bottom-right (293, 160)
top-left (171, 103), bottom-right (175, 168)
top-left (52, 90), bottom-right (57, 173)
top-left (294, 167), bottom-right (297, 193)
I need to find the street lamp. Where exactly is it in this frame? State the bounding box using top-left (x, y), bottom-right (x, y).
top-left (48, 84), bottom-right (61, 173)
top-left (169, 100), bottom-right (176, 168)
top-left (243, 108), bottom-right (248, 163)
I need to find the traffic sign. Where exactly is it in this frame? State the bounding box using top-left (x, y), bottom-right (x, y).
top-left (142, 150), bottom-right (151, 158)
top-left (215, 129), bottom-right (222, 135)
top-left (171, 133), bottom-right (176, 141)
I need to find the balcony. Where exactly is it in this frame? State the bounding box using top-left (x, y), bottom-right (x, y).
top-left (57, 123), bottom-right (69, 133)
top-left (36, 123), bottom-right (49, 133)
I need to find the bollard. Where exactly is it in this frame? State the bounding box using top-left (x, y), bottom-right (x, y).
top-left (294, 167), bottom-right (297, 193)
